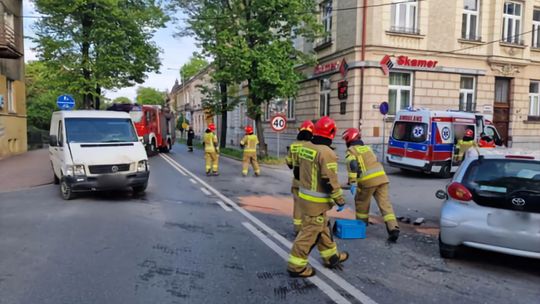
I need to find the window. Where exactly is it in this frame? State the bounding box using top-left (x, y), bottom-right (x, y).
top-left (391, 0), bottom-right (418, 34)
top-left (459, 76), bottom-right (476, 112)
top-left (495, 78), bottom-right (510, 103)
top-left (391, 122), bottom-right (427, 143)
top-left (533, 9), bottom-right (540, 48)
top-left (7, 79), bottom-right (14, 113)
top-left (321, 1), bottom-right (332, 43)
top-left (462, 0), bottom-right (480, 40)
top-left (319, 79), bottom-right (331, 117)
top-left (388, 72), bottom-right (412, 115)
top-left (57, 120), bottom-right (64, 146)
top-left (529, 81), bottom-right (540, 116)
top-left (502, 1), bottom-right (522, 44)
top-left (286, 97), bottom-right (295, 120)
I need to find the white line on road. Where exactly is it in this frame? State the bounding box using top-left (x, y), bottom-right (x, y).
top-left (160, 153), bottom-right (378, 304)
top-left (242, 222), bottom-right (350, 304)
top-left (215, 200), bottom-right (232, 212)
top-left (189, 178), bottom-right (197, 184)
top-left (200, 187), bottom-right (211, 196)
top-left (160, 154), bottom-right (188, 176)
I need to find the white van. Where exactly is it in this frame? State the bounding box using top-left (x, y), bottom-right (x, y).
top-left (49, 111), bottom-right (149, 200)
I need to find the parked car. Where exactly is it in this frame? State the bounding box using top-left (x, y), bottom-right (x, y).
top-left (49, 110), bottom-right (150, 200)
top-left (436, 148), bottom-right (540, 259)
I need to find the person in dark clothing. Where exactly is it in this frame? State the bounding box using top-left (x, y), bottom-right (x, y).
top-left (187, 127), bottom-right (195, 152)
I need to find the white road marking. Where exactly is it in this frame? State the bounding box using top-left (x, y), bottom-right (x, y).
top-left (242, 222), bottom-right (350, 304)
top-left (160, 153), bottom-right (378, 304)
top-left (216, 200), bottom-right (232, 212)
top-left (189, 178), bottom-right (197, 184)
top-left (160, 154), bottom-right (188, 176)
top-left (201, 187), bottom-right (211, 196)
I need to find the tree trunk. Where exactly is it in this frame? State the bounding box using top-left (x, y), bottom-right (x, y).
top-left (255, 113), bottom-right (267, 157)
top-left (219, 81), bottom-right (227, 148)
top-left (95, 84), bottom-right (101, 110)
top-left (81, 4), bottom-right (93, 109)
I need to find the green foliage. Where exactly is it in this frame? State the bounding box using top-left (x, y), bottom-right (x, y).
top-left (33, 0), bottom-right (168, 108)
top-left (112, 96), bottom-right (132, 104)
top-left (180, 53), bottom-right (209, 80)
top-left (136, 87), bottom-right (166, 105)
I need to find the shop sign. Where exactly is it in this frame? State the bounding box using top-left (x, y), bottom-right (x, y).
top-left (314, 60), bottom-right (341, 75)
top-left (380, 55), bottom-right (438, 75)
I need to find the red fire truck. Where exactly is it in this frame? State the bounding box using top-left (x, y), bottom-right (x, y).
top-left (108, 103), bottom-right (176, 155)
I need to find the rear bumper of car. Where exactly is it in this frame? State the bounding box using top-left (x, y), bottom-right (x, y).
top-left (64, 172), bottom-right (149, 192)
top-left (440, 200), bottom-right (540, 259)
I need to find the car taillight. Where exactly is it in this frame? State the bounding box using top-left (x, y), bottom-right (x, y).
top-left (447, 182), bottom-right (473, 202)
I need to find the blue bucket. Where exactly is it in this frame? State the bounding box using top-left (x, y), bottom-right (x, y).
top-left (333, 219), bottom-right (366, 239)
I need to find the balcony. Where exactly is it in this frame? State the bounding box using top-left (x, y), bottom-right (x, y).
top-left (0, 23), bottom-right (22, 59)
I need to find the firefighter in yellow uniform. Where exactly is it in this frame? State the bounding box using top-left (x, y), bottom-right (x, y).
top-left (203, 123), bottom-right (220, 176)
top-left (286, 120), bottom-right (314, 234)
top-left (455, 128), bottom-right (477, 162)
top-left (240, 126), bottom-right (260, 177)
top-left (287, 117), bottom-right (349, 278)
top-left (342, 128), bottom-right (400, 242)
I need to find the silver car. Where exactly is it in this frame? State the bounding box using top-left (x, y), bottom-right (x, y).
top-left (437, 149), bottom-right (540, 259)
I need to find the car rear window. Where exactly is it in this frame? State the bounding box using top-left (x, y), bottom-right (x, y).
top-left (391, 122), bottom-right (428, 143)
top-left (462, 158), bottom-right (540, 213)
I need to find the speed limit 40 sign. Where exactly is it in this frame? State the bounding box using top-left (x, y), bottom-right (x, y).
top-left (270, 114), bottom-right (287, 132)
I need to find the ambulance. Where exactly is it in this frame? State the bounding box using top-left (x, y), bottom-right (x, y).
top-left (386, 109), bottom-right (502, 177)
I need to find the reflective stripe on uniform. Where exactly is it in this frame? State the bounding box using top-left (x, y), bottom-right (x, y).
top-left (348, 172), bottom-right (357, 178)
top-left (299, 188), bottom-right (333, 203)
top-left (356, 212), bottom-right (369, 219)
top-left (326, 162), bottom-right (338, 173)
top-left (293, 218), bottom-right (303, 225)
top-left (359, 169), bottom-right (386, 181)
top-left (288, 255), bottom-right (308, 266)
top-left (383, 214), bottom-right (397, 222)
top-left (319, 246), bottom-right (337, 258)
top-left (330, 188), bottom-right (343, 199)
top-left (244, 149), bottom-right (256, 152)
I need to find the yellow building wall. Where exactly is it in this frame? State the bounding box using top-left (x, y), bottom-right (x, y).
top-left (0, 76), bottom-right (27, 159)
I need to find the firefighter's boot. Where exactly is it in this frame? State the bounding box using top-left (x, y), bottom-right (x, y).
top-left (388, 229), bottom-right (400, 242)
top-left (288, 265), bottom-right (316, 278)
top-left (324, 251), bottom-right (349, 269)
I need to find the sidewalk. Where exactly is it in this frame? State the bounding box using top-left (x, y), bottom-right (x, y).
top-left (0, 148), bottom-right (53, 193)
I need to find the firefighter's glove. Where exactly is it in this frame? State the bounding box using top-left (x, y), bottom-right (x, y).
top-left (335, 197), bottom-right (345, 212)
top-left (350, 185), bottom-right (357, 196)
top-left (336, 205), bottom-right (345, 212)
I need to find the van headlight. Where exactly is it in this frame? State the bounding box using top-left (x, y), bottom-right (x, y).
top-left (66, 165), bottom-right (86, 176)
top-left (137, 160), bottom-right (148, 172)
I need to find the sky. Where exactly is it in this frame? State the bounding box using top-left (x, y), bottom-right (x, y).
top-left (22, 0), bottom-right (198, 102)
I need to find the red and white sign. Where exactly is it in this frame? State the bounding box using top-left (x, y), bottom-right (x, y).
top-left (314, 61), bottom-right (341, 75)
top-left (380, 55), bottom-right (438, 75)
top-left (270, 114), bottom-right (287, 132)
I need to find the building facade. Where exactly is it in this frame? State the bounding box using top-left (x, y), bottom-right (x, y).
top-left (261, 0), bottom-right (540, 157)
top-left (0, 0), bottom-right (25, 159)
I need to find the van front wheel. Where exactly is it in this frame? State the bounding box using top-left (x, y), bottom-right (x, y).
top-left (60, 177), bottom-right (75, 200)
top-left (437, 162), bottom-right (452, 178)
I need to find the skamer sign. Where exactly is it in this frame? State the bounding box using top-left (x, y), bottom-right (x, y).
top-left (380, 55), bottom-right (439, 75)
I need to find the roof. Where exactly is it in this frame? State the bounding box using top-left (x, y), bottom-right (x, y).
top-left (53, 110), bottom-right (131, 119)
top-left (396, 109), bottom-right (477, 119)
top-left (466, 148), bottom-right (540, 160)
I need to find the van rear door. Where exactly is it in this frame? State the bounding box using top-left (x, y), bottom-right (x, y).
top-left (389, 121), bottom-right (429, 160)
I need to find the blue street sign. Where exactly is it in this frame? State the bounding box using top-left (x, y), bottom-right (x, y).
top-left (57, 95), bottom-right (75, 110)
top-left (379, 102), bottom-right (389, 115)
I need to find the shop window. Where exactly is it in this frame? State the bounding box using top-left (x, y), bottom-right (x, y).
top-left (529, 81), bottom-right (540, 116)
top-left (7, 79), bottom-right (14, 113)
top-left (320, 0), bottom-right (332, 44)
top-left (502, 1), bottom-right (523, 45)
top-left (319, 79), bottom-right (331, 117)
top-left (388, 72), bottom-right (412, 116)
top-left (391, 0), bottom-right (418, 34)
top-left (533, 9), bottom-right (540, 48)
top-left (462, 0), bottom-right (480, 41)
top-left (459, 76), bottom-right (476, 112)
top-left (287, 97), bottom-right (295, 120)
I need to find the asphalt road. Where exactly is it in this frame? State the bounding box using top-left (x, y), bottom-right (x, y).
top-left (0, 143), bottom-right (539, 304)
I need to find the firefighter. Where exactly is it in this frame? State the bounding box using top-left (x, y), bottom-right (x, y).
top-left (240, 126), bottom-right (260, 177)
top-left (187, 126), bottom-right (195, 152)
top-left (342, 128), bottom-right (400, 242)
top-left (455, 128), bottom-right (477, 162)
top-left (203, 123), bottom-right (219, 176)
top-left (287, 116), bottom-right (348, 278)
top-left (478, 133), bottom-right (496, 148)
top-left (286, 120), bottom-right (314, 234)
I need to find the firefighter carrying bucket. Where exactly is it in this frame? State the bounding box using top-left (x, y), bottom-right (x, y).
top-left (240, 126), bottom-right (260, 177)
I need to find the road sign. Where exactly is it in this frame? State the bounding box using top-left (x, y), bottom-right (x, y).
top-left (57, 95), bottom-right (75, 110)
top-left (379, 102), bottom-right (389, 115)
top-left (270, 114), bottom-right (287, 132)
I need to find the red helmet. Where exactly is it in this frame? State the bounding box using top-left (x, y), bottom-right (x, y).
top-left (208, 123), bottom-right (216, 131)
top-left (342, 128), bottom-right (361, 144)
top-left (245, 125), bottom-right (254, 134)
top-left (464, 129), bottom-right (474, 138)
top-left (298, 120), bottom-right (314, 133)
top-left (313, 116), bottom-right (337, 140)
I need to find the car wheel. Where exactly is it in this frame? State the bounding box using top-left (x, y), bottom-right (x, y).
top-left (439, 234), bottom-right (458, 259)
top-left (53, 172), bottom-right (60, 185)
top-left (60, 177), bottom-right (75, 200)
top-left (437, 162), bottom-right (452, 178)
top-left (133, 183), bottom-right (147, 195)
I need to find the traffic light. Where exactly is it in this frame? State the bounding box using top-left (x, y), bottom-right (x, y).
top-left (338, 80), bottom-right (348, 100)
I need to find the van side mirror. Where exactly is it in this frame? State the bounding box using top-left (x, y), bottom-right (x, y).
top-left (495, 138), bottom-right (503, 146)
top-left (435, 189), bottom-right (448, 200)
top-left (49, 135), bottom-right (58, 147)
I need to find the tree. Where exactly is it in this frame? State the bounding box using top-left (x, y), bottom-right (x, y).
top-left (136, 87), bottom-right (166, 105)
top-left (180, 53), bottom-right (209, 80)
top-left (171, 0), bottom-right (321, 155)
top-left (112, 96), bottom-right (133, 104)
top-left (33, 0), bottom-right (168, 109)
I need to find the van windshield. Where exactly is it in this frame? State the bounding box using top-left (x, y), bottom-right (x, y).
top-left (391, 122), bottom-right (428, 143)
top-left (65, 118), bottom-right (138, 143)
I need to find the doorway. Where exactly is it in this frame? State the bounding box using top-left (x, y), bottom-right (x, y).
top-left (493, 77), bottom-right (511, 146)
